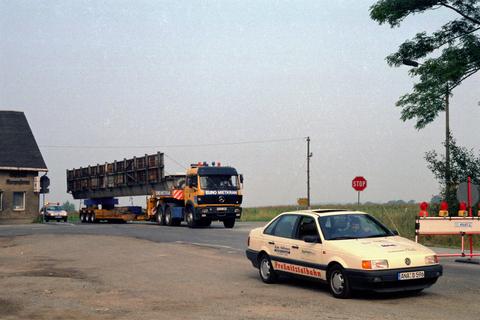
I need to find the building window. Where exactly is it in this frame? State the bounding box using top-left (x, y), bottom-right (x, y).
top-left (13, 192), bottom-right (25, 211)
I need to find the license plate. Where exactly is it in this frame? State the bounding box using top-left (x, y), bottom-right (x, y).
top-left (216, 207), bottom-right (227, 212)
top-left (398, 271), bottom-right (425, 280)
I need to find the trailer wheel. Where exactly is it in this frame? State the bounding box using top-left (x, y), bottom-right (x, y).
top-left (165, 207), bottom-right (174, 226)
top-left (156, 206), bottom-right (165, 225)
top-left (223, 218), bottom-right (235, 228)
top-left (186, 207), bottom-right (197, 228)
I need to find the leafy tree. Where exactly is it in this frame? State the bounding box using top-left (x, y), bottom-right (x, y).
top-left (425, 135), bottom-right (480, 210)
top-left (62, 201), bottom-right (76, 213)
top-left (370, 0), bottom-right (480, 129)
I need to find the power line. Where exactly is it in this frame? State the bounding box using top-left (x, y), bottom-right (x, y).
top-left (39, 137), bottom-right (305, 150)
top-left (164, 153), bottom-right (187, 171)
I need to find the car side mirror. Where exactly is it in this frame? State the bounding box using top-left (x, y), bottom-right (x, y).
top-left (303, 235), bottom-right (320, 243)
top-left (392, 230), bottom-right (399, 236)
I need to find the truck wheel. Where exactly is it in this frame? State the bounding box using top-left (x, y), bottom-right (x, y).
top-left (202, 219), bottom-right (212, 227)
top-left (165, 207), bottom-right (174, 226)
top-left (156, 206), bottom-right (165, 225)
top-left (258, 254), bottom-right (277, 284)
top-left (328, 265), bottom-right (352, 299)
top-left (223, 218), bottom-right (235, 228)
top-left (186, 207), bottom-right (197, 228)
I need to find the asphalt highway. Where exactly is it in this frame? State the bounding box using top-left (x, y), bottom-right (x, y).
top-left (1, 221), bottom-right (479, 298)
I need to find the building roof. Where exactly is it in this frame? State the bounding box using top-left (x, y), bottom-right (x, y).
top-left (0, 111), bottom-right (47, 171)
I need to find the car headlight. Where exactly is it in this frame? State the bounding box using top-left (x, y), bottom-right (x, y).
top-left (425, 255), bottom-right (438, 264)
top-left (362, 259), bottom-right (389, 270)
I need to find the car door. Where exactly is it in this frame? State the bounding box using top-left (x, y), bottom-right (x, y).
top-left (292, 215), bottom-right (325, 280)
top-left (263, 214), bottom-right (301, 272)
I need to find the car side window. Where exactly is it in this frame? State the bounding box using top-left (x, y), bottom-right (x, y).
top-left (295, 216), bottom-right (320, 242)
top-left (264, 217), bottom-right (280, 235)
top-left (270, 215), bottom-right (299, 239)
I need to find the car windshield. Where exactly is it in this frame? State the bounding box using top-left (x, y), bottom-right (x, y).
top-left (318, 214), bottom-right (393, 240)
top-left (46, 206), bottom-right (62, 211)
top-left (199, 175), bottom-right (238, 190)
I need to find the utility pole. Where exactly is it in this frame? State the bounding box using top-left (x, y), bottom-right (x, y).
top-left (306, 137), bottom-right (312, 209)
top-left (445, 85), bottom-right (451, 201)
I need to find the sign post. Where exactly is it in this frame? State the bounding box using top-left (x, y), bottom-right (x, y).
top-left (352, 176), bottom-right (367, 205)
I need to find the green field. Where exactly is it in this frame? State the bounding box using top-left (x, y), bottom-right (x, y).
top-left (241, 204), bottom-right (480, 249)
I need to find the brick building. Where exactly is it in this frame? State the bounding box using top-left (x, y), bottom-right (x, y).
top-left (0, 111), bottom-right (47, 224)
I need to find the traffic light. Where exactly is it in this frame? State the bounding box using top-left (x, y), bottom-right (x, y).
top-left (40, 175), bottom-right (50, 194)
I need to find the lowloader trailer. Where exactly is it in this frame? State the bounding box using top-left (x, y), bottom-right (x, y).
top-left (67, 152), bottom-right (243, 228)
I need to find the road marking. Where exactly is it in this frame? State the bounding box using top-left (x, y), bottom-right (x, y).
top-left (174, 241), bottom-right (242, 252)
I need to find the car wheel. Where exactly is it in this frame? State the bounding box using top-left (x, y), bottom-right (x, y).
top-left (165, 207), bottom-right (173, 226)
top-left (223, 218), bottom-right (235, 228)
top-left (258, 254), bottom-right (277, 284)
top-left (45, 217), bottom-right (49, 223)
top-left (186, 207), bottom-right (197, 228)
top-left (328, 265), bottom-right (351, 299)
top-left (63, 217), bottom-right (68, 222)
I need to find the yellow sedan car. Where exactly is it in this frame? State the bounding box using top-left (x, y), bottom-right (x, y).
top-left (246, 209), bottom-right (442, 298)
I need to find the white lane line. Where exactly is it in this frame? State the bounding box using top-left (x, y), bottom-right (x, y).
top-left (174, 240), bottom-right (243, 252)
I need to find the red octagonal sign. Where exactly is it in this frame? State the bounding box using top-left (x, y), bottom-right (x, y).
top-left (352, 176), bottom-right (367, 192)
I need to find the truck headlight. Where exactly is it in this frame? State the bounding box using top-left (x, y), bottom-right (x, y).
top-left (201, 208), bottom-right (209, 213)
top-left (234, 208), bottom-right (240, 213)
top-left (425, 255), bottom-right (438, 264)
top-left (362, 259), bottom-right (389, 270)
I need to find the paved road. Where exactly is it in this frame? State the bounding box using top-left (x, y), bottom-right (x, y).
top-left (1, 221), bottom-right (480, 298)
top-left (0, 221), bottom-right (259, 251)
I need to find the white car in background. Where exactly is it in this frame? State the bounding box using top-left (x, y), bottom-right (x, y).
top-left (41, 203), bottom-right (68, 222)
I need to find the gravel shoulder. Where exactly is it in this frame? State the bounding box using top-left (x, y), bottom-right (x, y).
top-left (0, 234), bottom-right (478, 320)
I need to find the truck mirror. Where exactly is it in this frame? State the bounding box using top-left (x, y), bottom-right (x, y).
top-left (239, 174), bottom-right (244, 184)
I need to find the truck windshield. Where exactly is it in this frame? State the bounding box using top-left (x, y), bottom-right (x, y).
top-left (318, 214), bottom-right (393, 240)
top-left (200, 175), bottom-right (238, 190)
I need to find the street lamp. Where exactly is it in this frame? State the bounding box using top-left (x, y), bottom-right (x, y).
top-left (401, 59), bottom-right (451, 199)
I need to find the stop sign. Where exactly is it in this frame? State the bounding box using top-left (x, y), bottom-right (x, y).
top-left (352, 176), bottom-right (367, 192)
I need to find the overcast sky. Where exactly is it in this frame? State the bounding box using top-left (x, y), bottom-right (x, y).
top-left (1, 0), bottom-right (479, 207)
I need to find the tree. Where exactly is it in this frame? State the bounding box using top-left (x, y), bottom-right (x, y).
top-left (425, 135), bottom-right (480, 209)
top-left (370, 0), bottom-right (480, 129)
top-left (62, 201), bottom-right (76, 213)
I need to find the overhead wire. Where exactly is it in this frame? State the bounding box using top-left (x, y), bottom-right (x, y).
top-left (39, 137), bottom-right (305, 150)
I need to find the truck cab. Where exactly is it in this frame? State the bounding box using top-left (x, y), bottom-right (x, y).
top-left (183, 163), bottom-right (243, 228)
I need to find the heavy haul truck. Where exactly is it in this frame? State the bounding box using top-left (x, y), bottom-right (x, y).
top-left (67, 152), bottom-right (243, 228)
